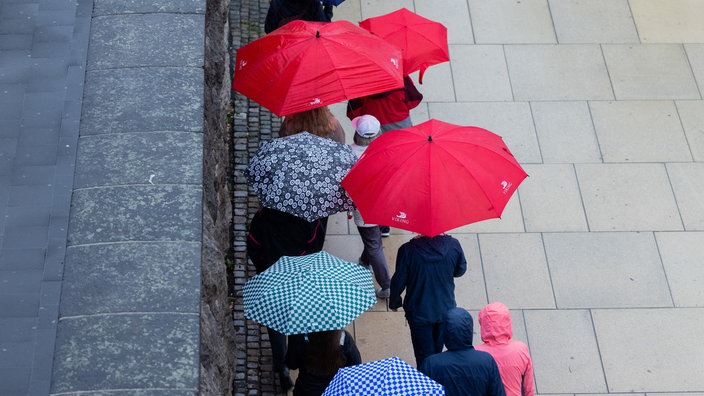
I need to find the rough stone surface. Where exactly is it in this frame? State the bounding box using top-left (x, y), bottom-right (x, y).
top-left (200, 0), bottom-right (238, 394)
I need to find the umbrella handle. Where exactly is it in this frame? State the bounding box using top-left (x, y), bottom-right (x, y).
top-left (418, 64), bottom-right (429, 85)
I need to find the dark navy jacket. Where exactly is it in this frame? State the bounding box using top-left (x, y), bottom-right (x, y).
top-left (420, 308), bottom-right (506, 396)
top-left (389, 235), bottom-right (467, 326)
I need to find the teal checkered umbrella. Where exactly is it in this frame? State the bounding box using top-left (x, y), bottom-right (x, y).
top-left (243, 251), bottom-right (377, 335)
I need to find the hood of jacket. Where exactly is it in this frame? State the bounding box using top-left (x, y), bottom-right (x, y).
top-left (443, 307), bottom-right (474, 351)
top-left (478, 302), bottom-right (512, 345)
top-left (409, 235), bottom-right (456, 261)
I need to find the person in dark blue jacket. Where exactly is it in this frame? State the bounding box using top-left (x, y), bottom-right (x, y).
top-left (389, 234), bottom-right (467, 367)
top-left (420, 307), bottom-right (506, 396)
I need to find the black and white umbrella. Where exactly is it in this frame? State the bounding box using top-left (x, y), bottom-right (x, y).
top-left (245, 132), bottom-right (357, 222)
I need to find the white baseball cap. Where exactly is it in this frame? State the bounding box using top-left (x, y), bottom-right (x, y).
top-left (351, 115), bottom-right (381, 138)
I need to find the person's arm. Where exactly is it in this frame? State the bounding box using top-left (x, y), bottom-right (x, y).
top-left (285, 334), bottom-right (305, 370)
top-left (389, 246), bottom-right (407, 310)
top-left (453, 238), bottom-right (467, 278)
top-left (522, 350), bottom-right (535, 396)
top-left (343, 331), bottom-right (362, 366)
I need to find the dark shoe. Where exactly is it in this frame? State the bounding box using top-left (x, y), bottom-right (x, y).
top-left (380, 226), bottom-right (390, 237)
top-left (358, 256), bottom-right (372, 272)
top-left (279, 367), bottom-right (294, 391)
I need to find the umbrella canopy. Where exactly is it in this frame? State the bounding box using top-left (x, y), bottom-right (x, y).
top-left (232, 19), bottom-right (404, 117)
top-left (359, 8), bottom-right (449, 84)
top-left (245, 132), bottom-right (357, 222)
top-left (323, 356), bottom-right (445, 395)
top-left (243, 251), bottom-right (377, 335)
top-left (341, 119), bottom-right (528, 237)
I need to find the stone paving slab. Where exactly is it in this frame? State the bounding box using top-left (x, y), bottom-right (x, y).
top-left (656, 232), bottom-right (704, 307)
top-left (593, 308), bottom-right (704, 392)
top-left (603, 44), bottom-right (701, 100)
top-left (51, 314), bottom-right (199, 394)
top-left (676, 100), bottom-right (704, 161)
top-left (590, 100), bottom-right (692, 162)
top-left (577, 163), bottom-right (683, 231)
top-left (531, 101), bottom-right (602, 163)
top-left (470, 0), bottom-right (556, 44)
top-left (630, 0), bottom-right (704, 43)
top-left (543, 232), bottom-right (673, 308)
top-left (449, 45), bottom-right (512, 101)
top-left (667, 163), bottom-right (704, 230)
top-left (549, 0), bottom-right (639, 44)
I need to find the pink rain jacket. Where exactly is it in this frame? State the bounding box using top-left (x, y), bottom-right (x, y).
top-left (475, 302), bottom-right (535, 396)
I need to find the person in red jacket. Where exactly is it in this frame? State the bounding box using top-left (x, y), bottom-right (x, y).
top-left (475, 302), bottom-right (535, 396)
top-left (346, 75), bottom-right (423, 133)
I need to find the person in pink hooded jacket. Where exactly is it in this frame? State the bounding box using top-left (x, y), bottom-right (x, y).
top-left (475, 302), bottom-right (535, 396)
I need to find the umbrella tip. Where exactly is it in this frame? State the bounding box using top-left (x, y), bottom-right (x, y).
top-left (428, 135), bottom-right (432, 142)
top-left (316, 30), bottom-right (320, 38)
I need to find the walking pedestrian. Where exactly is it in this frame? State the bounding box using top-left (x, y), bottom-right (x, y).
top-left (265, 0), bottom-right (330, 34)
top-left (286, 329), bottom-right (362, 396)
top-left (348, 114), bottom-right (391, 299)
top-left (246, 206), bottom-right (328, 391)
top-left (475, 302), bottom-right (535, 396)
top-left (389, 234), bottom-right (467, 366)
top-left (420, 307), bottom-right (506, 396)
top-left (346, 75), bottom-right (423, 236)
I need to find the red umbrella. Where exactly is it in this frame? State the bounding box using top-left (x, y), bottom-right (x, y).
top-left (232, 20), bottom-right (404, 117)
top-left (341, 119), bottom-right (528, 237)
top-left (359, 8), bottom-right (449, 84)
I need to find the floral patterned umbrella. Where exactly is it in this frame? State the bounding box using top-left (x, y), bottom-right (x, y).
top-left (245, 132), bottom-right (357, 222)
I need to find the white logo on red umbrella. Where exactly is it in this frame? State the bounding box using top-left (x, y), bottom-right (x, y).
top-left (392, 211), bottom-right (409, 224)
top-left (390, 58), bottom-right (399, 68)
top-left (501, 180), bottom-right (512, 194)
top-left (239, 60), bottom-right (247, 69)
top-left (310, 98), bottom-right (321, 105)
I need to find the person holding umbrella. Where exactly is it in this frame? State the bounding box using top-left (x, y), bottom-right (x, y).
top-left (286, 329), bottom-right (362, 396)
top-left (348, 114), bottom-right (391, 299)
top-left (246, 207), bottom-right (328, 391)
top-left (389, 233), bottom-right (467, 367)
top-left (279, 106), bottom-right (345, 144)
top-left (265, 0), bottom-right (330, 34)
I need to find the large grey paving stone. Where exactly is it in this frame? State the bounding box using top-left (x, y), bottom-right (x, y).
top-left (93, 0), bottom-right (205, 15)
top-left (549, 0), bottom-right (639, 44)
top-left (61, 242), bottom-right (200, 316)
top-left (469, 0), bottom-right (556, 44)
top-left (520, 164), bottom-right (589, 232)
top-left (74, 132), bottom-right (202, 188)
top-left (667, 163), bottom-right (704, 230)
top-left (415, 0), bottom-right (473, 45)
top-left (676, 100), bottom-right (704, 161)
top-left (505, 45), bottom-right (613, 101)
top-left (602, 44), bottom-right (700, 100)
top-left (589, 101), bottom-right (692, 162)
top-left (530, 101), bottom-right (602, 163)
top-left (543, 232), bottom-right (672, 308)
top-left (449, 45), bottom-right (512, 101)
top-left (593, 308), bottom-right (704, 392)
top-left (524, 309), bottom-right (606, 393)
top-left (80, 67), bottom-right (203, 135)
top-left (88, 14), bottom-right (203, 70)
top-left (360, 0), bottom-right (414, 19)
top-left (656, 232), bottom-right (704, 307)
top-left (427, 102), bottom-right (542, 164)
top-left (576, 163), bottom-right (683, 231)
top-left (67, 185), bottom-right (202, 245)
top-left (478, 233), bottom-right (555, 308)
top-left (630, 0), bottom-right (704, 43)
top-left (51, 313), bottom-right (199, 393)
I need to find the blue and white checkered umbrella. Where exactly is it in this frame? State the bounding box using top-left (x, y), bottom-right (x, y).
top-left (243, 251), bottom-right (376, 335)
top-left (323, 356), bottom-right (445, 396)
